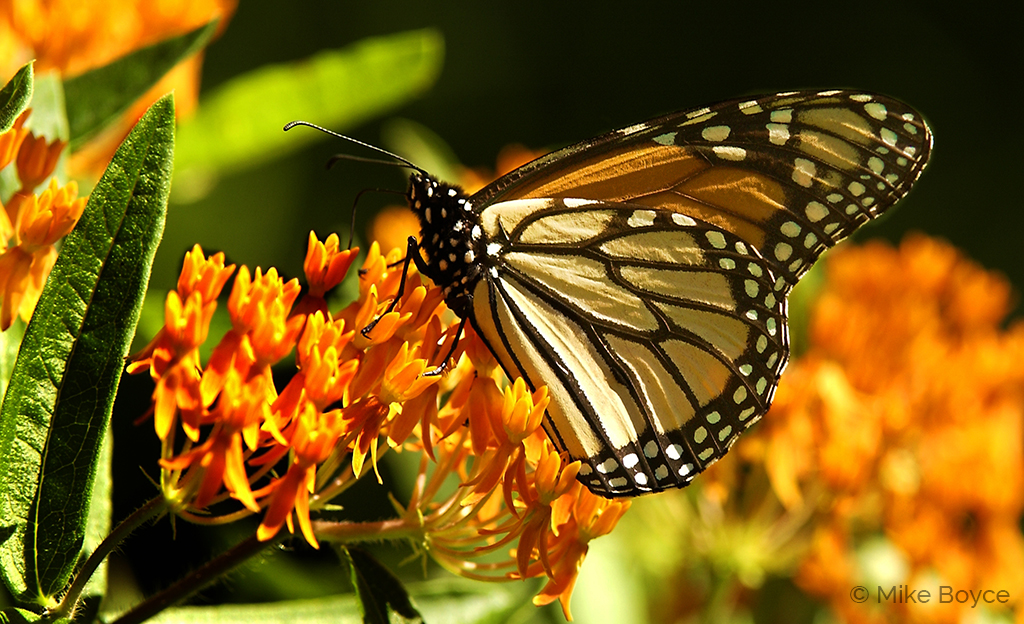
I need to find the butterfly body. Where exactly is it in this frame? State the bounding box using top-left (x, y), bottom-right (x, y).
top-left (405, 90), bottom-right (932, 497)
top-left (406, 173), bottom-right (484, 317)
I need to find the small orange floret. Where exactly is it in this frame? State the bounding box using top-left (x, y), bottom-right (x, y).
top-left (15, 132), bottom-right (65, 191)
top-left (0, 109), bottom-right (31, 170)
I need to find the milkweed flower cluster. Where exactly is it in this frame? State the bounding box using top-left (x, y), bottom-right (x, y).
top-left (0, 109), bottom-right (85, 330)
top-left (128, 231), bottom-right (629, 620)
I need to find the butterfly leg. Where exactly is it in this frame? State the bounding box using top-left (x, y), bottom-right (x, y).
top-left (423, 316), bottom-right (467, 377)
top-left (361, 236), bottom-right (421, 338)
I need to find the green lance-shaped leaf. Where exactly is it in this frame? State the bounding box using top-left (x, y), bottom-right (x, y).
top-left (173, 28), bottom-right (444, 183)
top-left (0, 94), bottom-right (174, 604)
top-left (0, 63), bottom-right (34, 133)
top-left (64, 21), bottom-right (215, 150)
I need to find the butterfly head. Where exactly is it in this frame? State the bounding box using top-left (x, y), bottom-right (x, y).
top-left (406, 172), bottom-right (485, 316)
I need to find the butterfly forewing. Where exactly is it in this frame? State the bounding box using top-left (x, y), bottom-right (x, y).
top-left (475, 91), bottom-right (932, 288)
top-left (407, 89), bottom-right (931, 497)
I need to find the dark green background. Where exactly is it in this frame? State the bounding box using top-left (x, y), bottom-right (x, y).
top-left (158, 0), bottom-right (1023, 306)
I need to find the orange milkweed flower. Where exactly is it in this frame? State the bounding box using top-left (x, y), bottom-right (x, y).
top-left (295, 231), bottom-right (358, 317)
top-left (0, 178), bottom-right (86, 329)
top-left (529, 484), bottom-right (631, 620)
top-left (0, 109), bottom-right (30, 170)
top-left (130, 229), bottom-right (631, 617)
top-left (257, 401), bottom-right (348, 547)
top-left (199, 265), bottom-right (303, 405)
top-left (15, 131), bottom-right (65, 192)
top-left (128, 246), bottom-right (235, 441)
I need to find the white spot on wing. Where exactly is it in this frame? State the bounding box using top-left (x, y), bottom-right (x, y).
top-left (805, 201), bottom-right (828, 222)
top-left (864, 102), bottom-right (888, 120)
top-left (616, 122), bottom-right (648, 135)
top-left (705, 231), bottom-right (727, 249)
top-left (653, 132), bottom-right (677, 146)
top-left (792, 158), bottom-right (816, 188)
top-left (627, 210), bottom-right (657, 228)
top-left (767, 123), bottom-right (790, 145)
top-left (739, 100), bottom-right (762, 114)
top-left (701, 125), bottom-right (731, 142)
top-left (672, 213), bottom-right (697, 227)
top-left (713, 146), bottom-right (747, 161)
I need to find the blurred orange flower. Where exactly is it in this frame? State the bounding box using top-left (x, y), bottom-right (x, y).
top-left (0, 0), bottom-right (236, 174)
top-left (678, 233), bottom-right (1024, 624)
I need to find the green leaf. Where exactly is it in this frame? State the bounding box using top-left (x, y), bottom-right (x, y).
top-left (343, 547), bottom-right (422, 624)
top-left (63, 21), bottom-right (216, 151)
top-left (173, 29), bottom-right (444, 188)
top-left (0, 63), bottom-right (33, 133)
top-left (0, 94), bottom-right (174, 604)
top-left (144, 578), bottom-right (534, 624)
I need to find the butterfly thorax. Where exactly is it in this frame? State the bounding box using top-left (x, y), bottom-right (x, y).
top-left (407, 172), bottom-right (487, 317)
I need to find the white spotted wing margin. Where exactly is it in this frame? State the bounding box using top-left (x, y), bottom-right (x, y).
top-left (468, 199), bottom-right (790, 497)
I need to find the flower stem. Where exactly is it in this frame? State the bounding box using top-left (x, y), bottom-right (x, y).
top-left (44, 496), bottom-right (168, 622)
top-left (312, 517), bottom-right (422, 543)
top-left (110, 531), bottom-right (282, 624)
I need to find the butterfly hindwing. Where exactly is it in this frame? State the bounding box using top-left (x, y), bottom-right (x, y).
top-left (470, 199), bottom-right (788, 495)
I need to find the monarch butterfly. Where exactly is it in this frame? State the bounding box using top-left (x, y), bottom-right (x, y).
top-left (342, 90), bottom-right (931, 498)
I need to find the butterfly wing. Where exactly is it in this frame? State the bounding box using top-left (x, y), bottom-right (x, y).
top-left (463, 90), bottom-right (931, 497)
top-left (474, 90), bottom-right (932, 287)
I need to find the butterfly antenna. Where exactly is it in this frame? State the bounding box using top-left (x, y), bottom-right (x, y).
top-left (284, 120), bottom-right (427, 175)
top-left (327, 153), bottom-right (411, 169)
